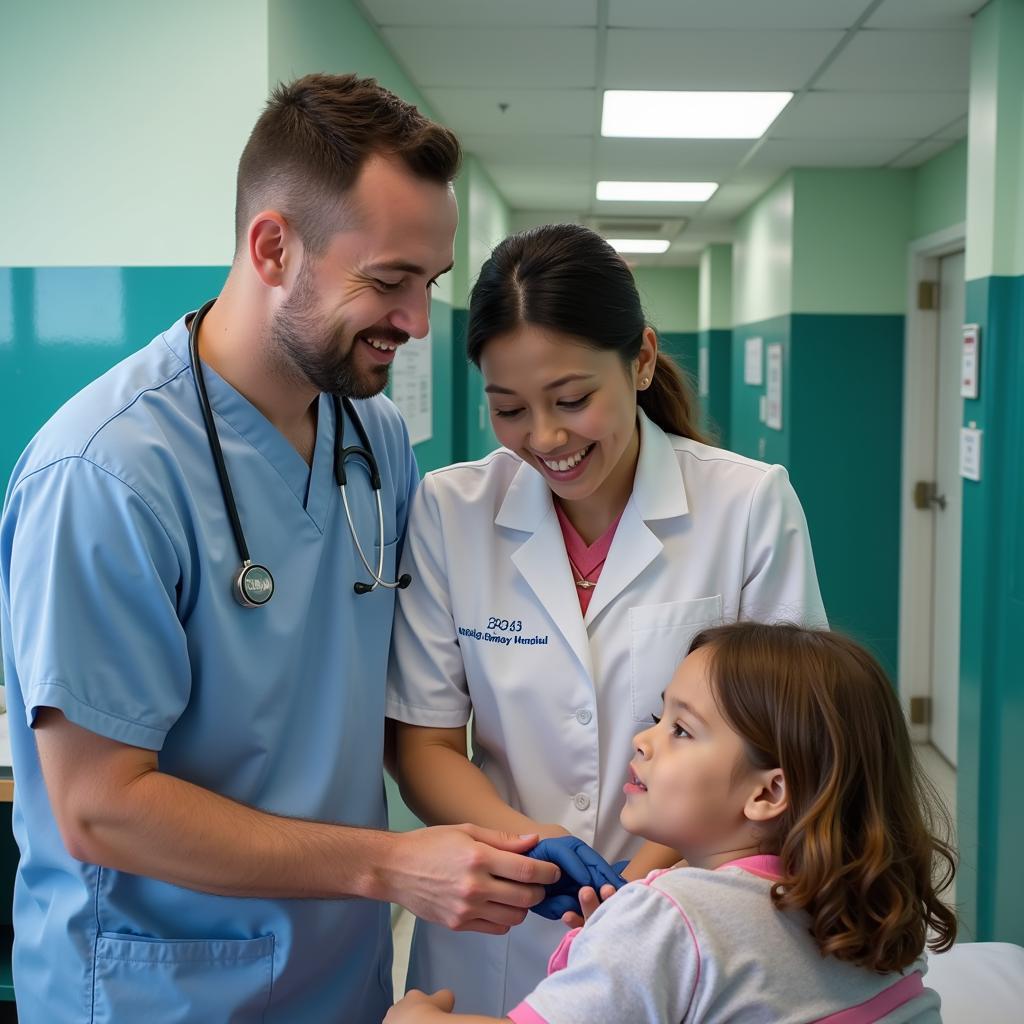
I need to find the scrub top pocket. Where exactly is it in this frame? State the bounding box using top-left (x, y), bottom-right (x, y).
top-left (91, 932), bottom-right (275, 1023)
top-left (628, 596), bottom-right (723, 722)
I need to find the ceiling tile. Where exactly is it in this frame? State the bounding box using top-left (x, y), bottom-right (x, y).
top-left (770, 91), bottom-right (968, 139)
top-left (700, 181), bottom-right (780, 216)
top-left (935, 114), bottom-right (968, 139)
top-left (866, 0), bottom-right (988, 29)
top-left (461, 133), bottom-right (593, 168)
top-left (747, 136), bottom-right (916, 168)
top-left (888, 137), bottom-right (964, 168)
top-left (425, 88), bottom-right (596, 136)
top-left (596, 138), bottom-right (752, 179)
top-left (364, 0), bottom-right (596, 27)
top-left (609, 0), bottom-right (870, 30)
top-left (590, 198), bottom-right (710, 219)
top-left (488, 169), bottom-right (593, 209)
top-left (815, 29), bottom-right (970, 91)
top-left (510, 210), bottom-right (586, 232)
top-left (604, 29), bottom-right (845, 90)
top-left (381, 28), bottom-right (596, 88)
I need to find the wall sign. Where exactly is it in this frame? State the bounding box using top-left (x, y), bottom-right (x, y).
top-left (744, 336), bottom-right (763, 385)
top-left (390, 332), bottom-right (433, 446)
top-left (765, 343), bottom-right (783, 430)
top-left (960, 323), bottom-right (981, 399)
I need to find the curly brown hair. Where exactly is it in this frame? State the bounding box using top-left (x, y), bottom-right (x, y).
top-left (689, 622), bottom-right (957, 974)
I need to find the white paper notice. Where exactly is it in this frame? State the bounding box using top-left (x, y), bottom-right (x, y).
top-left (765, 343), bottom-right (783, 430)
top-left (390, 334), bottom-right (433, 446)
top-left (959, 425), bottom-right (983, 481)
top-left (698, 345), bottom-right (709, 397)
top-left (744, 336), bottom-right (763, 385)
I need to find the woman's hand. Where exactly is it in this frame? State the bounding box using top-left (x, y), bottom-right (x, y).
top-left (384, 989), bottom-right (455, 1022)
top-left (560, 882), bottom-right (617, 929)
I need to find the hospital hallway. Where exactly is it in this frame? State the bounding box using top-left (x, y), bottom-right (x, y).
top-left (4, 0), bottom-right (1024, 1020)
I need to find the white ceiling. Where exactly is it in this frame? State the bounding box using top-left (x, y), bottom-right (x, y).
top-left (357, 0), bottom-right (983, 265)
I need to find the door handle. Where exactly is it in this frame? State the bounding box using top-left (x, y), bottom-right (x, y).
top-left (913, 481), bottom-right (947, 511)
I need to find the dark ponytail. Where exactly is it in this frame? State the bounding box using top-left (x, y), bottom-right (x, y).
top-left (467, 224), bottom-right (708, 444)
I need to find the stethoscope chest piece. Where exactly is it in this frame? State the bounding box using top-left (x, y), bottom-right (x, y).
top-left (234, 561), bottom-right (275, 608)
top-left (188, 298), bottom-right (412, 606)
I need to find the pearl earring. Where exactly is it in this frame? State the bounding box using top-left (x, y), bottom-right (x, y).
top-left (639, 376), bottom-right (650, 388)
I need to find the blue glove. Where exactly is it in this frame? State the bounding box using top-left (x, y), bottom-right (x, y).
top-left (526, 837), bottom-right (626, 920)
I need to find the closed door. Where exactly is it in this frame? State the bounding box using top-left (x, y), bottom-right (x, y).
top-left (930, 250), bottom-right (965, 765)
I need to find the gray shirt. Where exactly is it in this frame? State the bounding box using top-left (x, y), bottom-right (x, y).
top-left (508, 856), bottom-right (940, 1023)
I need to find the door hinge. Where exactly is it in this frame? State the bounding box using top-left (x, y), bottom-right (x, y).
top-left (917, 281), bottom-right (939, 310)
top-left (909, 696), bottom-right (933, 725)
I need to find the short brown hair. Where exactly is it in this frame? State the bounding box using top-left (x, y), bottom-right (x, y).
top-left (689, 622), bottom-right (957, 974)
top-left (235, 73), bottom-right (461, 255)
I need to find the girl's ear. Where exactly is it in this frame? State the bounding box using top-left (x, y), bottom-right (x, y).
top-left (744, 768), bottom-right (788, 824)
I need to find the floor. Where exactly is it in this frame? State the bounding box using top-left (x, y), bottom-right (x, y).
top-left (389, 743), bottom-right (960, 999)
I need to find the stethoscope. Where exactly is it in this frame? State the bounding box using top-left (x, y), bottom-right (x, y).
top-left (188, 299), bottom-right (412, 607)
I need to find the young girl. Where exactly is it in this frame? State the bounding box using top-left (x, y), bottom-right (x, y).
top-left (386, 623), bottom-right (957, 1023)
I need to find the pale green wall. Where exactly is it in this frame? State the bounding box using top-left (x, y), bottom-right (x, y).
top-left (912, 140), bottom-right (967, 241)
top-left (269, 0), bottom-right (435, 115)
top-left (633, 267), bottom-right (699, 332)
top-left (0, 0), bottom-right (268, 266)
top-left (452, 155), bottom-right (511, 307)
top-left (698, 244), bottom-right (733, 330)
top-left (965, 0), bottom-right (1024, 280)
top-left (732, 174), bottom-right (794, 326)
top-left (791, 169), bottom-right (914, 315)
top-left (266, 0), bottom-right (456, 304)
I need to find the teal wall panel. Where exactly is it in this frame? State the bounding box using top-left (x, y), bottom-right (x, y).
top-left (790, 314), bottom-right (904, 677)
top-left (659, 331), bottom-right (698, 380)
top-left (1, 267), bottom-right (229, 495)
top-left (729, 313), bottom-right (903, 678)
top-left (698, 328), bottom-right (731, 447)
top-left (1, 269), bottom-right (458, 493)
top-left (958, 274), bottom-right (1024, 943)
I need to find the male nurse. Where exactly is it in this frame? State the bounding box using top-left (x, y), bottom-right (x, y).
top-left (0, 73), bottom-right (557, 1023)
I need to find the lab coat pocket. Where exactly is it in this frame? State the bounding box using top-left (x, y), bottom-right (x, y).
top-left (91, 932), bottom-right (275, 1023)
top-left (629, 596), bottom-right (723, 722)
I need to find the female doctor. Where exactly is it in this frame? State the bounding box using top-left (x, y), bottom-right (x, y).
top-left (386, 224), bottom-right (826, 1015)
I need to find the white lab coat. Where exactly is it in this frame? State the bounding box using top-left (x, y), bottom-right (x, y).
top-left (386, 412), bottom-right (826, 1016)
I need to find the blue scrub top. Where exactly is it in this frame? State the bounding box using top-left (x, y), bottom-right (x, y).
top-left (0, 315), bottom-right (419, 1023)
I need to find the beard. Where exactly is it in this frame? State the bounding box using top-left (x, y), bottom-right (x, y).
top-left (269, 263), bottom-right (408, 399)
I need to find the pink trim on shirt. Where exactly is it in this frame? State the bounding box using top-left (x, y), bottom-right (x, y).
top-left (547, 926), bottom-right (582, 975)
top-left (508, 1002), bottom-right (550, 1024)
top-left (811, 972), bottom-right (925, 1023)
top-left (555, 504), bottom-right (623, 614)
top-left (717, 854), bottom-right (784, 881)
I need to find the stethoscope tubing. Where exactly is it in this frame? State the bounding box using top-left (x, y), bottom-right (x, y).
top-left (187, 299), bottom-right (411, 602)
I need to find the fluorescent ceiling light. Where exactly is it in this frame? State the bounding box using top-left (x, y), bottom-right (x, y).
top-left (597, 180), bottom-right (718, 202)
top-left (602, 91), bottom-right (793, 139)
top-left (607, 239), bottom-right (671, 254)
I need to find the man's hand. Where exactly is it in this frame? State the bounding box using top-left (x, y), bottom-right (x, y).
top-left (383, 824), bottom-right (560, 934)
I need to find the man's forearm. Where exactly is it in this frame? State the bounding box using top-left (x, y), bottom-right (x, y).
top-left (78, 766), bottom-right (395, 900)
